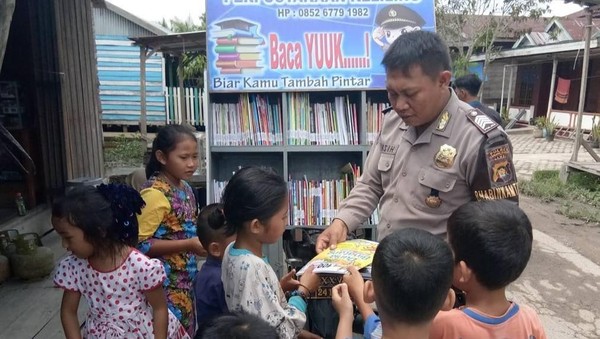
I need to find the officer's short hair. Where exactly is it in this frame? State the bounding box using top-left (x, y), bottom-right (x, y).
top-left (448, 200), bottom-right (533, 290)
top-left (372, 228), bottom-right (454, 324)
top-left (382, 30), bottom-right (451, 80)
top-left (453, 74), bottom-right (482, 96)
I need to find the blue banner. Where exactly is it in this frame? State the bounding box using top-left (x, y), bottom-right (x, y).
top-left (206, 0), bottom-right (436, 92)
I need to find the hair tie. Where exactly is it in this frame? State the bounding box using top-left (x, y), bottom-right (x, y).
top-left (96, 183), bottom-right (145, 244)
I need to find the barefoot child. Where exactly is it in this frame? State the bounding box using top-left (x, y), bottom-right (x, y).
top-left (53, 184), bottom-right (189, 338)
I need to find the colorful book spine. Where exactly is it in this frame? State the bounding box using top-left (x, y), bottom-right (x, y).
top-left (211, 93), bottom-right (283, 146)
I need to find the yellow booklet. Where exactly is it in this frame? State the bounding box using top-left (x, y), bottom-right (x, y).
top-left (296, 239), bottom-right (378, 276)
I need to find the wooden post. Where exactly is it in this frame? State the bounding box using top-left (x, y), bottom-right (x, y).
top-left (572, 9), bottom-right (592, 162)
top-left (178, 55), bottom-right (186, 125)
top-left (140, 46), bottom-right (148, 142)
top-left (506, 63), bottom-right (515, 114)
top-left (0, 0), bottom-right (16, 72)
top-left (546, 56), bottom-right (558, 118)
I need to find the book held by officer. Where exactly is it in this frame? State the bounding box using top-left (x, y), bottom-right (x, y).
top-left (296, 239), bottom-right (378, 276)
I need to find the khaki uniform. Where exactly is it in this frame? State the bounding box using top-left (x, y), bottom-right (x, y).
top-left (336, 90), bottom-right (518, 240)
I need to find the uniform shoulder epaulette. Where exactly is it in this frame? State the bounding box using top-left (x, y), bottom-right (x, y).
top-left (465, 109), bottom-right (499, 134)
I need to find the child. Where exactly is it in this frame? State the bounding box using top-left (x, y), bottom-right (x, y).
top-left (194, 312), bottom-right (278, 339)
top-left (52, 184), bottom-right (189, 338)
top-left (137, 124), bottom-right (206, 335)
top-left (220, 166), bottom-right (320, 339)
top-left (194, 203), bottom-right (236, 326)
top-left (430, 200), bottom-right (547, 338)
top-left (332, 228), bottom-right (455, 339)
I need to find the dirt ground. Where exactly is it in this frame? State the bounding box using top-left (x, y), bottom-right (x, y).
top-left (511, 196), bottom-right (600, 339)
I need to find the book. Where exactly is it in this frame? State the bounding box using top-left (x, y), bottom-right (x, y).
top-left (296, 239), bottom-right (378, 276)
top-left (211, 28), bottom-right (256, 39)
top-left (216, 37), bottom-right (264, 46)
top-left (216, 60), bottom-right (261, 69)
top-left (215, 45), bottom-right (263, 54)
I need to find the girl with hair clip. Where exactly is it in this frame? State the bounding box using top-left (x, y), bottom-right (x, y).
top-left (220, 166), bottom-right (321, 339)
top-left (52, 184), bottom-right (189, 339)
top-left (137, 124), bottom-right (206, 335)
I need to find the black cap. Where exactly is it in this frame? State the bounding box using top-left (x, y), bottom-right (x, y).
top-left (375, 5), bottom-right (425, 29)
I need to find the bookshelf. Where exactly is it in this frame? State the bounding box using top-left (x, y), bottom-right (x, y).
top-left (206, 89), bottom-right (388, 277)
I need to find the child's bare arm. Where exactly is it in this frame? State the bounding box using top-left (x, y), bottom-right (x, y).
top-left (142, 237), bottom-right (206, 257)
top-left (60, 290), bottom-right (82, 339)
top-left (331, 283), bottom-right (354, 339)
top-left (145, 287), bottom-right (169, 339)
top-left (343, 266), bottom-right (374, 321)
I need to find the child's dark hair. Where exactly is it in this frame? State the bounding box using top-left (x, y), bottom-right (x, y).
top-left (194, 312), bottom-right (278, 339)
top-left (221, 166), bottom-right (287, 236)
top-left (197, 203), bottom-right (226, 250)
top-left (146, 124), bottom-right (197, 179)
top-left (51, 184), bottom-right (145, 256)
top-left (372, 228), bottom-right (454, 324)
top-left (447, 200), bottom-right (532, 290)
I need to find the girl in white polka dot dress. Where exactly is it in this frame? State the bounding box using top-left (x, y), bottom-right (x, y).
top-left (52, 184), bottom-right (190, 339)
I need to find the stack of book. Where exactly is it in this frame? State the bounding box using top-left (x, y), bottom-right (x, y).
top-left (287, 93), bottom-right (359, 146)
top-left (211, 93), bottom-right (283, 146)
top-left (212, 19), bottom-right (264, 75)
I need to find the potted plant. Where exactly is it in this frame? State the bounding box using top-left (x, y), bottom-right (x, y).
top-left (533, 117), bottom-right (546, 138)
top-left (544, 117), bottom-right (558, 142)
top-left (590, 123), bottom-right (600, 148)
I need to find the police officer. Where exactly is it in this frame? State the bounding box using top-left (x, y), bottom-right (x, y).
top-left (316, 31), bottom-right (518, 252)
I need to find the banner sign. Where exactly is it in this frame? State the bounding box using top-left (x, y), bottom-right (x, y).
top-left (206, 0), bottom-right (435, 92)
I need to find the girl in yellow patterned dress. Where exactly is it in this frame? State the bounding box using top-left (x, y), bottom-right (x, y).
top-left (137, 125), bottom-right (206, 335)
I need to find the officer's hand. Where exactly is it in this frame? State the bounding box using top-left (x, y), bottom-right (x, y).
top-left (316, 219), bottom-right (348, 253)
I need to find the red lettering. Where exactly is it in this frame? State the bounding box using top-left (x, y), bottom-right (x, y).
top-left (269, 33), bottom-right (302, 70)
top-left (305, 33), bottom-right (315, 69)
top-left (269, 33), bottom-right (279, 69)
top-left (333, 33), bottom-right (343, 68)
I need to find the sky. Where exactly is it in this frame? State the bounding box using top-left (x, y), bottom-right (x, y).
top-left (108, 0), bottom-right (584, 25)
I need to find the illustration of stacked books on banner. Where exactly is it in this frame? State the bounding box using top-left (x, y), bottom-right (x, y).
top-left (211, 18), bottom-right (265, 75)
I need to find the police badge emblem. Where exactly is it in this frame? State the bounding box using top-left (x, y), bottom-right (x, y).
top-left (434, 144), bottom-right (457, 169)
top-left (436, 111), bottom-right (450, 131)
top-left (425, 195), bottom-right (442, 208)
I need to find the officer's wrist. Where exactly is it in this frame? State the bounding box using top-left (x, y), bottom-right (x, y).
top-left (334, 218), bottom-right (350, 234)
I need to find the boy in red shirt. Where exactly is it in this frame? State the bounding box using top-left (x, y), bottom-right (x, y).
top-left (430, 200), bottom-right (546, 339)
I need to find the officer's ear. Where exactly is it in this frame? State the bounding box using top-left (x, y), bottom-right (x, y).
top-left (438, 70), bottom-right (452, 88)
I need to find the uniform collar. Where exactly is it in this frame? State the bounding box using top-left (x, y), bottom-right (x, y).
top-left (400, 88), bottom-right (458, 144)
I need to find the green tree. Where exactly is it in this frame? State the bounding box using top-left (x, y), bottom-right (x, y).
top-left (435, 0), bottom-right (552, 81)
top-left (160, 14), bottom-right (207, 84)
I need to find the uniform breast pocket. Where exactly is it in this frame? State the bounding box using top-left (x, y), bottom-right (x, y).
top-left (378, 153), bottom-right (394, 172)
top-left (378, 153), bottom-right (395, 187)
top-left (412, 168), bottom-right (457, 213)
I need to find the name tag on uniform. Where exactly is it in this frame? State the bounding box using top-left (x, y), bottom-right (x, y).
top-left (381, 144), bottom-right (398, 155)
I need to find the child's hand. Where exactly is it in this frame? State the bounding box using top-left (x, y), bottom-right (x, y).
top-left (343, 266), bottom-right (365, 303)
top-left (298, 265), bottom-right (320, 295)
top-left (280, 269), bottom-right (300, 292)
top-left (331, 283), bottom-right (353, 318)
top-left (187, 237), bottom-right (207, 256)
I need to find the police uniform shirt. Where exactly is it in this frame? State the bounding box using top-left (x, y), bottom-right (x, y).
top-left (335, 89), bottom-right (518, 240)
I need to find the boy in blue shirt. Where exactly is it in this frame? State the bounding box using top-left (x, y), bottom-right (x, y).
top-left (194, 203), bottom-right (236, 327)
top-left (332, 228), bottom-right (455, 339)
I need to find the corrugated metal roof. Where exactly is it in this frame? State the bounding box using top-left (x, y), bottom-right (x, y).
top-left (92, 6), bottom-right (169, 37)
